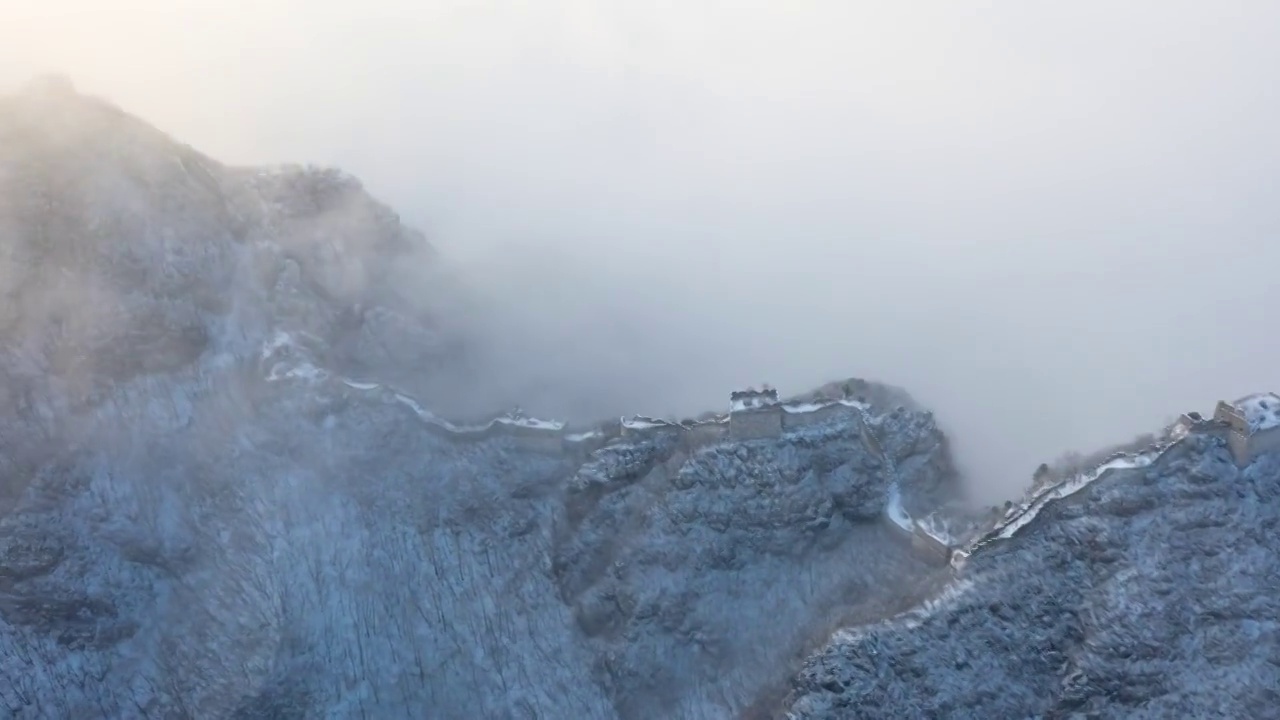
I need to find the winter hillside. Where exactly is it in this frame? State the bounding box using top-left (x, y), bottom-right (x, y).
top-left (0, 79), bottom-right (959, 719)
top-left (2, 78), bottom-right (1278, 720)
top-left (785, 432), bottom-right (1280, 718)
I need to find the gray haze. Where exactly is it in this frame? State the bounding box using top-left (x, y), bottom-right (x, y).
top-left (4, 1), bottom-right (1279, 499)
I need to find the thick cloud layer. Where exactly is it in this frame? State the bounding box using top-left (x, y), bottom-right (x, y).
top-left (4, 1), bottom-right (1279, 499)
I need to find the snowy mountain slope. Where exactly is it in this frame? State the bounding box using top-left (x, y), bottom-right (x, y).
top-left (0, 75), bottom-right (455, 425)
top-left (8, 77), bottom-right (1275, 720)
top-left (0, 80), bottom-right (962, 719)
top-left (784, 431), bottom-right (1280, 718)
top-left (0, 345), bottom-right (957, 718)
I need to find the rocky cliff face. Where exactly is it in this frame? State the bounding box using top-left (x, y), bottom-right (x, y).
top-left (0, 80), bottom-right (961, 719)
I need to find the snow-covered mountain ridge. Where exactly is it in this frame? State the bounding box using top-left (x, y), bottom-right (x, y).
top-left (786, 416), bottom-right (1280, 718)
top-left (3, 78), bottom-right (1278, 719)
top-left (0, 79), bottom-right (961, 719)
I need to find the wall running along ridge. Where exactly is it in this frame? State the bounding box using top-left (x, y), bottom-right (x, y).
top-left (323, 374), bottom-right (886, 455)
top-left (959, 395), bottom-right (1280, 566)
top-left (279, 361), bottom-right (958, 566)
top-left (961, 393), bottom-right (1280, 567)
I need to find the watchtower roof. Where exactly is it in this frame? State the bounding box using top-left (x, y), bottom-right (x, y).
top-left (729, 387), bottom-right (779, 412)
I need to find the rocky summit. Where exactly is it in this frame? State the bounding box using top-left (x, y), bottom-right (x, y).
top-left (0, 80), bottom-right (1277, 720)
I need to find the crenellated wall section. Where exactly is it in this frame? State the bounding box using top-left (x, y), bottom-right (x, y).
top-left (334, 374), bottom-right (881, 457)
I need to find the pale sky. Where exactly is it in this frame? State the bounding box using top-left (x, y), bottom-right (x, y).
top-left (4, 1), bottom-right (1279, 499)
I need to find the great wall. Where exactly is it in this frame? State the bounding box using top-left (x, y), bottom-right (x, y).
top-left (953, 391), bottom-right (1280, 571)
top-left (822, 392), bottom-right (1280, 646)
top-left (261, 333), bottom-right (956, 565)
top-left (261, 331), bottom-right (1276, 573)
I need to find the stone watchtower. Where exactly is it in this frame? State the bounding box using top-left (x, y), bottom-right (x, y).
top-left (729, 388), bottom-right (783, 440)
top-left (1212, 393), bottom-right (1280, 466)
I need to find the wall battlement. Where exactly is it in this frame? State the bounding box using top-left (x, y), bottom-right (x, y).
top-left (1209, 393), bottom-right (1280, 466)
top-left (729, 387), bottom-right (779, 412)
top-left (1214, 401), bottom-right (1250, 434)
top-left (331, 376), bottom-right (875, 456)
